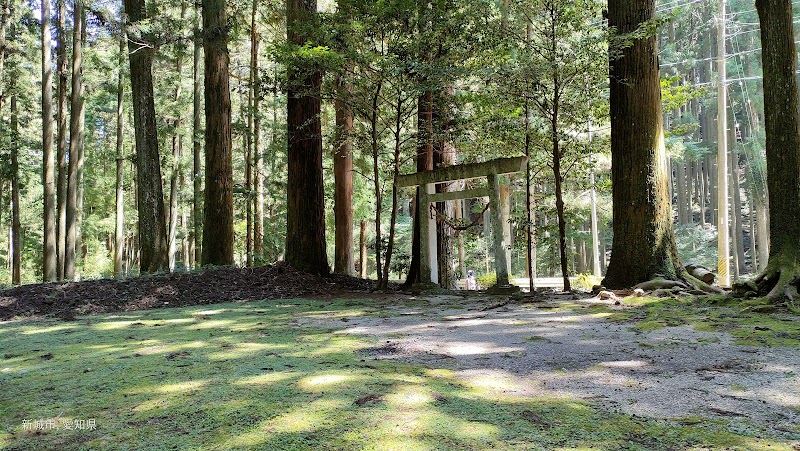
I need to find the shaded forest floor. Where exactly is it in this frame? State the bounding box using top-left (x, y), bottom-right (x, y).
top-left (0, 289), bottom-right (799, 450)
top-left (0, 263), bottom-right (379, 321)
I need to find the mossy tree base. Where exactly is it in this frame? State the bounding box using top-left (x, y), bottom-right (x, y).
top-left (733, 254), bottom-right (800, 305)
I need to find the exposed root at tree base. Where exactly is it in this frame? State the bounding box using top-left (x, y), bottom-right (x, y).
top-left (732, 264), bottom-right (800, 309)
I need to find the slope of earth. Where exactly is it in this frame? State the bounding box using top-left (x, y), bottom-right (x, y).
top-left (0, 263), bottom-right (378, 321)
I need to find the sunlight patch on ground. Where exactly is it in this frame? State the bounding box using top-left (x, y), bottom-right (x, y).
top-left (234, 371), bottom-right (298, 386)
top-left (20, 324), bottom-right (76, 335)
top-left (298, 373), bottom-right (354, 390)
top-left (441, 341), bottom-right (522, 356)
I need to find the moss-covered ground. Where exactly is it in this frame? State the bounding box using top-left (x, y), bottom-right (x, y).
top-left (0, 297), bottom-right (797, 450)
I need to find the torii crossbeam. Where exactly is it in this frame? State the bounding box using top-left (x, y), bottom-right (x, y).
top-left (397, 156), bottom-right (527, 291)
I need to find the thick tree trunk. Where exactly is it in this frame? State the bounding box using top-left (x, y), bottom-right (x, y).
top-left (333, 76), bottom-right (354, 275)
top-left (41, 0), bottom-right (57, 282)
top-left (752, 0), bottom-right (800, 301)
top-left (603, 0), bottom-right (682, 289)
top-left (192, 6), bottom-right (203, 266)
top-left (285, 0), bottom-right (328, 274)
top-left (64, 3), bottom-right (84, 280)
top-left (114, 35), bottom-right (125, 277)
top-left (125, 0), bottom-right (169, 273)
top-left (55, 0), bottom-right (67, 280)
top-left (201, 0), bottom-right (234, 266)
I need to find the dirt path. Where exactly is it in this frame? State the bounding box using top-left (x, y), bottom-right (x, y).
top-left (308, 295), bottom-right (800, 437)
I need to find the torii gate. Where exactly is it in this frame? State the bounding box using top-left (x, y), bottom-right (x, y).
top-left (397, 156), bottom-right (528, 292)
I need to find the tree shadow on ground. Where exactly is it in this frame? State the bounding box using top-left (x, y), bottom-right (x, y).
top-left (0, 297), bottom-right (795, 450)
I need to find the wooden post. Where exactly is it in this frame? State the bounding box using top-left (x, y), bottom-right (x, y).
top-left (419, 183), bottom-right (438, 284)
top-left (500, 184), bottom-right (512, 276)
top-left (488, 174), bottom-right (510, 286)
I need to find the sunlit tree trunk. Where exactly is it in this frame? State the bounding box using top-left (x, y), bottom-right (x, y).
top-left (125, 0), bottom-right (169, 273)
top-left (64, 2), bottom-right (85, 279)
top-left (114, 34), bottom-right (125, 277)
top-left (333, 75), bottom-right (354, 276)
top-left (753, 0), bottom-right (800, 300)
top-left (603, 0), bottom-right (682, 288)
top-left (55, 0), bottom-right (67, 280)
top-left (41, 0), bottom-right (57, 281)
top-left (192, 6), bottom-right (203, 266)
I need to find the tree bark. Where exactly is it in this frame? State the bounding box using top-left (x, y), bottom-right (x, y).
top-left (603, 0), bottom-right (682, 289)
top-left (285, 0), bottom-right (328, 274)
top-left (192, 5), bottom-right (203, 266)
top-left (359, 219), bottom-right (367, 278)
top-left (125, 0), bottom-right (169, 273)
top-left (333, 75), bottom-right (354, 275)
top-left (64, 2), bottom-right (84, 280)
top-left (201, 0), bottom-right (234, 266)
top-left (55, 0), bottom-right (67, 280)
top-left (10, 93), bottom-right (20, 284)
top-left (403, 90), bottom-right (435, 288)
top-left (114, 34), bottom-right (125, 277)
top-left (250, 0), bottom-right (263, 263)
top-left (168, 4), bottom-right (186, 271)
top-left (753, 0), bottom-right (800, 300)
top-left (41, 0), bottom-right (57, 281)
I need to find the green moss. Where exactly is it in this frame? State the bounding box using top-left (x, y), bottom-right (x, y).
top-left (0, 298), bottom-right (796, 450)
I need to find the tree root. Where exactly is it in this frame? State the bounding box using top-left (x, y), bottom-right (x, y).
top-left (732, 263), bottom-right (800, 307)
top-left (680, 271), bottom-right (725, 294)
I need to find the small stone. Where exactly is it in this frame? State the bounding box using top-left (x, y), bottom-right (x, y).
top-left (614, 300), bottom-right (621, 305)
top-left (633, 288), bottom-right (645, 297)
top-left (599, 290), bottom-right (616, 300)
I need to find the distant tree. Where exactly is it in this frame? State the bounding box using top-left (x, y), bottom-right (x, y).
top-left (41, 0), bottom-right (57, 281)
top-left (602, 0), bottom-right (683, 288)
top-left (751, 0), bottom-right (800, 301)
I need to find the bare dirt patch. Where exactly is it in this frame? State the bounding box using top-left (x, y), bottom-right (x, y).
top-left (315, 294), bottom-right (800, 438)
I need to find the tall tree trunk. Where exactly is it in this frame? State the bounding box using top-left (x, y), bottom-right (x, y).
top-left (201, 0), bottom-right (234, 265)
top-left (753, 0), bottom-right (800, 300)
top-left (192, 6), bottom-right (203, 266)
top-left (369, 84), bottom-right (383, 286)
top-left (0, 0), bottom-right (7, 110)
top-left (41, 0), bottom-right (57, 281)
top-left (333, 75), bottom-right (354, 275)
top-left (168, 4), bottom-right (187, 271)
top-left (64, 2), bottom-right (84, 280)
top-left (381, 93), bottom-right (407, 289)
top-left (250, 0), bottom-right (264, 263)
top-left (114, 34), bottom-right (125, 277)
top-left (10, 94), bottom-right (20, 284)
top-left (285, 0), bottom-right (328, 274)
top-left (403, 90), bottom-right (435, 288)
top-left (603, 0), bottom-right (682, 289)
top-left (55, 0), bottom-right (67, 280)
top-left (125, 0), bottom-right (169, 273)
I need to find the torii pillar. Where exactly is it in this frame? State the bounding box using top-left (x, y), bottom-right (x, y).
top-left (397, 156), bottom-right (527, 293)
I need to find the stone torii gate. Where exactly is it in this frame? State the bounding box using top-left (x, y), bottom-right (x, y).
top-left (397, 156), bottom-right (527, 292)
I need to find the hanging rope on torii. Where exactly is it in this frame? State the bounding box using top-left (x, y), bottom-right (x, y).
top-left (429, 202), bottom-right (490, 232)
top-left (397, 156), bottom-right (527, 292)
